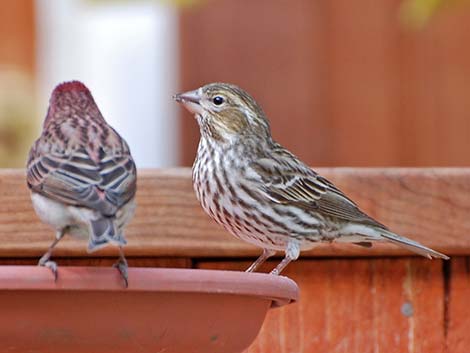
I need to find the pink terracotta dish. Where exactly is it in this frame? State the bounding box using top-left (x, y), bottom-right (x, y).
top-left (0, 266), bottom-right (298, 353)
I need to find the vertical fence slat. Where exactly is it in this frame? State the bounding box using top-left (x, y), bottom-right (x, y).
top-left (179, 0), bottom-right (470, 167)
top-left (197, 258), bottom-right (444, 353)
top-left (446, 257), bottom-right (470, 353)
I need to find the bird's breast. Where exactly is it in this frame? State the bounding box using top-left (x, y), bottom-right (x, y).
top-left (193, 142), bottom-right (290, 248)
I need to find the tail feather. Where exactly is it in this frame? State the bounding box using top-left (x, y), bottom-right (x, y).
top-left (88, 218), bottom-right (126, 252)
top-left (380, 230), bottom-right (449, 260)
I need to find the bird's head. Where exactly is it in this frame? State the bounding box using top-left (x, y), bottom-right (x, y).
top-left (174, 83), bottom-right (271, 142)
top-left (44, 81), bottom-right (103, 127)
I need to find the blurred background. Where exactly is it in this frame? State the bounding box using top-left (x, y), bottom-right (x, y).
top-left (1, 0), bottom-right (470, 168)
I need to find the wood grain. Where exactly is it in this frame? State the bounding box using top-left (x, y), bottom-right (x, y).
top-left (179, 0), bottom-right (470, 167)
top-left (179, 0), bottom-right (330, 166)
top-left (445, 257), bottom-right (470, 353)
top-left (0, 257), bottom-right (192, 268)
top-left (1, 168), bottom-right (469, 258)
top-left (197, 258), bottom-right (445, 353)
top-left (0, 0), bottom-right (35, 75)
top-left (324, 0), bottom-right (403, 166)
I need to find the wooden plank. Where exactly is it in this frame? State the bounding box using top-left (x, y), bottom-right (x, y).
top-left (397, 6), bottom-right (470, 166)
top-left (179, 0), bottom-right (470, 168)
top-left (324, 0), bottom-right (402, 166)
top-left (0, 0), bottom-right (35, 75)
top-left (0, 257), bottom-right (192, 268)
top-left (1, 168), bottom-right (469, 257)
top-left (197, 258), bottom-right (445, 353)
top-left (179, 0), bottom-right (330, 166)
top-left (445, 257), bottom-right (470, 353)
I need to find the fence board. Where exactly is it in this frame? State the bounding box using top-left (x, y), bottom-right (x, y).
top-left (179, 0), bottom-right (470, 167)
top-left (445, 257), bottom-right (470, 353)
top-left (0, 257), bottom-right (192, 268)
top-left (0, 0), bottom-right (35, 75)
top-left (179, 0), bottom-right (330, 166)
top-left (197, 258), bottom-right (445, 353)
top-left (0, 168), bottom-right (468, 257)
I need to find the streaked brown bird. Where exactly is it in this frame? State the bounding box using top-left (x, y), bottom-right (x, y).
top-left (174, 82), bottom-right (449, 275)
top-left (27, 81), bottom-right (137, 285)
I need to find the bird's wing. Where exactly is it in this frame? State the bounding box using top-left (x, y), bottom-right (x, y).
top-left (251, 147), bottom-right (386, 229)
top-left (98, 141), bottom-right (137, 211)
top-left (27, 139), bottom-right (136, 217)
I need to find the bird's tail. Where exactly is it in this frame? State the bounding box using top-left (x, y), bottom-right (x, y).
top-left (88, 217), bottom-right (126, 252)
top-left (379, 229), bottom-right (449, 260)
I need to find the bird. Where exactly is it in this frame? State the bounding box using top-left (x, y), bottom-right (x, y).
top-left (27, 81), bottom-right (137, 286)
top-left (174, 82), bottom-right (449, 275)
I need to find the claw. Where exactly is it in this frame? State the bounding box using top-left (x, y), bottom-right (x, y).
top-left (113, 258), bottom-right (128, 288)
top-left (39, 259), bottom-right (58, 281)
top-left (38, 229), bottom-right (65, 282)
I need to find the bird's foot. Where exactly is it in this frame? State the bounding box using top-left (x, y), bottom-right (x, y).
top-left (113, 258), bottom-right (128, 288)
top-left (270, 268), bottom-right (280, 276)
top-left (245, 263), bottom-right (258, 273)
top-left (246, 249), bottom-right (276, 273)
top-left (269, 242), bottom-right (299, 275)
top-left (38, 259), bottom-right (58, 281)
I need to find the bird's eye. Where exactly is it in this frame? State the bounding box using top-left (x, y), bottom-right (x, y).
top-left (212, 95), bottom-right (225, 106)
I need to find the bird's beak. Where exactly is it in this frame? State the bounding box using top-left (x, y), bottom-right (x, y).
top-left (173, 89), bottom-right (204, 115)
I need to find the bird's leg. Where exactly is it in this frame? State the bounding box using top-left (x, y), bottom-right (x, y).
top-left (270, 241), bottom-right (300, 275)
top-left (246, 249), bottom-right (276, 273)
top-left (113, 246), bottom-right (128, 288)
top-left (38, 229), bottom-right (65, 281)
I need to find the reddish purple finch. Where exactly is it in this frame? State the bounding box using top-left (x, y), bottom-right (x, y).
top-left (174, 82), bottom-right (449, 275)
top-left (27, 81), bottom-right (137, 285)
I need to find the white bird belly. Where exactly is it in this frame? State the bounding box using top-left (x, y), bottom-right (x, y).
top-left (31, 192), bottom-right (90, 238)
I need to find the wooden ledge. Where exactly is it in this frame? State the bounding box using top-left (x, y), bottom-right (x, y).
top-left (0, 168), bottom-right (468, 258)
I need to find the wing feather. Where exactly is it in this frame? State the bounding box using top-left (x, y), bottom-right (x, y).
top-left (27, 139), bottom-right (136, 217)
top-left (252, 145), bottom-right (386, 229)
